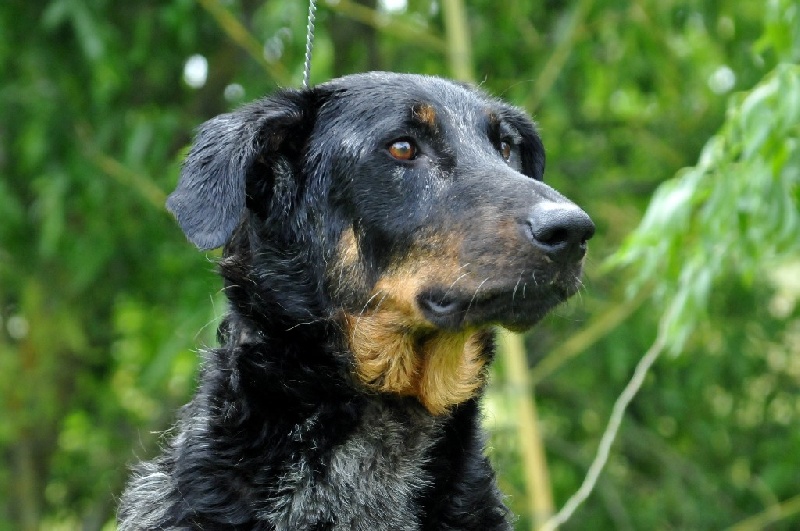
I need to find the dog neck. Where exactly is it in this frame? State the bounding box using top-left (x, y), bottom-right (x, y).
top-left (344, 311), bottom-right (491, 416)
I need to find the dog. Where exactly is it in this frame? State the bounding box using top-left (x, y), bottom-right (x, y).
top-left (118, 72), bottom-right (594, 530)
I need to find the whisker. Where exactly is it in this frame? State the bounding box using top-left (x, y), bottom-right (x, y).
top-left (286, 319), bottom-right (322, 331)
top-left (352, 290), bottom-right (390, 336)
top-left (370, 291), bottom-right (390, 315)
top-left (442, 272), bottom-right (471, 300)
top-left (358, 290), bottom-right (384, 318)
top-left (465, 276), bottom-right (491, 316)
top-left (511, 273), bottom-right (523, 303)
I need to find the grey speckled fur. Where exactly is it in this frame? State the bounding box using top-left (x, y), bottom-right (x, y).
top-left (118, 398), bottom-right (454, 531)
top-left (263, 402), bottom-right (440, 530)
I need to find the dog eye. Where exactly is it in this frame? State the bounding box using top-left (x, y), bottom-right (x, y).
top-left (499, 141), bottom-right (512, 162)
top-left (388, 139), bottom-right (417, 161)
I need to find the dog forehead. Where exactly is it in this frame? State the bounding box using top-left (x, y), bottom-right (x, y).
top-left (319, 72), bottom-right (494, 127)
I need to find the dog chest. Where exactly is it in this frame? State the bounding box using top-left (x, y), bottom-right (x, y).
top-left (264, 401), bottom-right (440, 530)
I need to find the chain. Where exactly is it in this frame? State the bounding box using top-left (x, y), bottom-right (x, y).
top-left (302, 0), bottom-right (318, 88)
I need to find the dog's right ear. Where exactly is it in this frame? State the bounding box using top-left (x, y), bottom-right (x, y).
top-left (167, 89), bottom-right (317, 250)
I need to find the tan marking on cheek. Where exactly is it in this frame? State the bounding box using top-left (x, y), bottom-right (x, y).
top-left (366, 233), bottom-right (464, 316)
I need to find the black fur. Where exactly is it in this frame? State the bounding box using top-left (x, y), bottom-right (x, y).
top-left (119, 72), bottom-right (593, 530)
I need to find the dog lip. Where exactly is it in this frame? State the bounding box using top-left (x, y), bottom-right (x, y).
top-left (420, 295), bottom-right (461, 316)
top-left (417, 291), bottom-right (467, 330)
top-left (417, 278), bottom-right (581, 331)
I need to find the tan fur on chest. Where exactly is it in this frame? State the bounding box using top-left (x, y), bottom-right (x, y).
top-left (344, 303), bottom-right (488, 416)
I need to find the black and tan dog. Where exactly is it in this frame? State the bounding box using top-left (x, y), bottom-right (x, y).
top-left (119, 72), bottom-right (594, 530)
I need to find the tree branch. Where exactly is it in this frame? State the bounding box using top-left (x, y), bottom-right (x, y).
top-left (540, 320), bottom-right (668, 531)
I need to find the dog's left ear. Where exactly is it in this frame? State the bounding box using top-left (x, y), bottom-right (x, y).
top-left (502, 106), bottom-right (546, 180)
top-left (167, 89), bottom-right (317, 250)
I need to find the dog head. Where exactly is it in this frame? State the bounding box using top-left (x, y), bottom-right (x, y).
top-left (168, 72), bottom-right (593, 414)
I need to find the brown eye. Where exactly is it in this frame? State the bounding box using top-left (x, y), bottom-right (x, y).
top-left (389, 140), bottom-right (416, 161)
top-left (499, 141), bottom-right (512, 161)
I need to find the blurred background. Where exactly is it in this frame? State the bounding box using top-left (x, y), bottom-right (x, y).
top-left (1, 0), bottom-right (798, 529)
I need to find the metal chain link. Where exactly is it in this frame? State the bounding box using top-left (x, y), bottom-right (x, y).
top-left (302, 0), bottom-right (318, 89)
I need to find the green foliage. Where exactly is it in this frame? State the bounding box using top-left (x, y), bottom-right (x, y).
top-left (610, 63), bottom-right (800, 352)
top-left (757, 0), bottom-right (800, 63)
top-left (0, 0), bottom-right (798, 529)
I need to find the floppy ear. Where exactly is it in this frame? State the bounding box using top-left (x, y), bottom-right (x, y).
top-left (501, 106), bottom-right (546, 181)
top-left (166, 89), bottom-right (315, 250)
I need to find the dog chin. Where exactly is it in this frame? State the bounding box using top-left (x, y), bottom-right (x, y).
top-left (417, 282), bottom-right (577, 332)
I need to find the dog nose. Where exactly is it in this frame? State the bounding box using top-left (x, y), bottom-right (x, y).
top-left (526, 202), bottom-right (595, 263)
